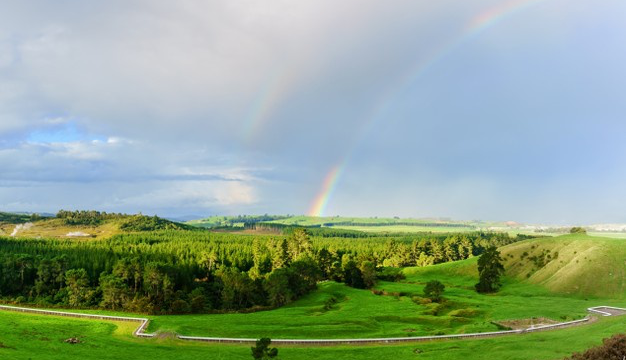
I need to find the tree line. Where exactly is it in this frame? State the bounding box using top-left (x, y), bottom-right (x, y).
top-left (0, 229), bottom-right (522, 314)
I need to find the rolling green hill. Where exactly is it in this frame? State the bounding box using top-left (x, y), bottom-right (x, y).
top-left (403, 234), bottom-right (626, 299)
top-left (500, 234), bottom-right (626, 298)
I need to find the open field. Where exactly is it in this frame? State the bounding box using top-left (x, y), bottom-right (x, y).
top-left (1, 303), bottom-right (626, 360)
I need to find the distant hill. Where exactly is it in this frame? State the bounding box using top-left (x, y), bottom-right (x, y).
top-left (0, 212), bottom-right (35, 224)
top-left (0, 211), bottom-right (193, 239)
top-left (187, 215), bottom-right (482, 234)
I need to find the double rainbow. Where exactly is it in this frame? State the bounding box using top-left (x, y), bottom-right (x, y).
top-left (236, 1), bottom-right (550, 217)
top-left (306, 0), bottom-right (550, 217)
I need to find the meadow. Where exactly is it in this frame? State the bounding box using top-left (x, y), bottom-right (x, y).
top-left (1, 308), bottom-right (624, 360)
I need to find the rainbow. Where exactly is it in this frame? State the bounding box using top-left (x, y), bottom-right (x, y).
top-left (307, 0), bottom-right (549, 217)
top-left (242, 68), bottom-right (296, 141)
top-left (307, 164), bottom-right (343, 217)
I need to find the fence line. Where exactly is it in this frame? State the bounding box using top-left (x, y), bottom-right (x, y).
top-left (0, 304), bottom-right (623, 346)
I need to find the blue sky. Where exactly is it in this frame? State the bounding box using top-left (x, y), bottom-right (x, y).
top-left (1, 0), bottom-right (625, 223)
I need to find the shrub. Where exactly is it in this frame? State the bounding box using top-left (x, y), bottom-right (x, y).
top-left (376, 267), bottom-right (406, 282)
top-left (323, 296), bottom-right (338, 311)
top-left (423, 280), bottom-right (445, 302)
top-left (564, 333), bottom-right (626, 359)
top-left (170, 299), bottom-right (191, 314)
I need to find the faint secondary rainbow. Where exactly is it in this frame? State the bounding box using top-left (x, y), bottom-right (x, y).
top-left (307, 0), bottom-right (549, 217)
top-left (242, 68), bottom-right (296, 142)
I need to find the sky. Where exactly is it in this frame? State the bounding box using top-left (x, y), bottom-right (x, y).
top-left (1, 0), bottom-right (626, 224)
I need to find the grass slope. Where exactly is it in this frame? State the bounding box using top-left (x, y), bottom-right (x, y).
top-left (500, 234), bottom-right (626, 298)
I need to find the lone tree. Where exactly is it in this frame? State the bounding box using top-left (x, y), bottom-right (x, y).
top-left (423, 280), bottom-right (445, 302)
top-left (475, 246), bottom-right (504, 293)
top-left (251, 338), bottom-right (278, 360)
top-left (570, 227), bottom-right (587, 235)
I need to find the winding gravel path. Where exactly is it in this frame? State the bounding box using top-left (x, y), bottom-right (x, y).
top-left (0, 304), bottom-right (624, 346)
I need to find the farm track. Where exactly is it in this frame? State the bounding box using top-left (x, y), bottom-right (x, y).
top-left (0, 305), bottom-right (624, 346)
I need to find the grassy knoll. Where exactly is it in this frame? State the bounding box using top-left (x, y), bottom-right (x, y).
top-left (500, 234), bottom-right (626, 298)
top-left (1, 308), bottom-right (626, 360)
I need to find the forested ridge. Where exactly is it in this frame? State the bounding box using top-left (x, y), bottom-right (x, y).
top-left (0, 228), bottom-right (524, 314)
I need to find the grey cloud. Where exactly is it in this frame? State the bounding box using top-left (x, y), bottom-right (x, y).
top-left (1, 0), bottom-right (626, 222)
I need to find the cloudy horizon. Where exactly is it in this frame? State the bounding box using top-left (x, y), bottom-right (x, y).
top-left (1, 0), bottom-right (626, 224)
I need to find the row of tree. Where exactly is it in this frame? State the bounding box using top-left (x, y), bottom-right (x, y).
top-left (0, 230), bottom-right (520, 313)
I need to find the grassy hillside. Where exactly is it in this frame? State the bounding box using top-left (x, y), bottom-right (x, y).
top-left (500, 234), bottom-right (626, 298)
top-left (401, 234), bottom-right (626, 299)
top-left (0, 213), bottom-right (192, 240)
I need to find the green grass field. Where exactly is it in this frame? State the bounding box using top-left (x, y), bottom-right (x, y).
top-left (1, 307), bottom-right (625, 360)
top-left (2, 234), bottom-right (625, 359)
